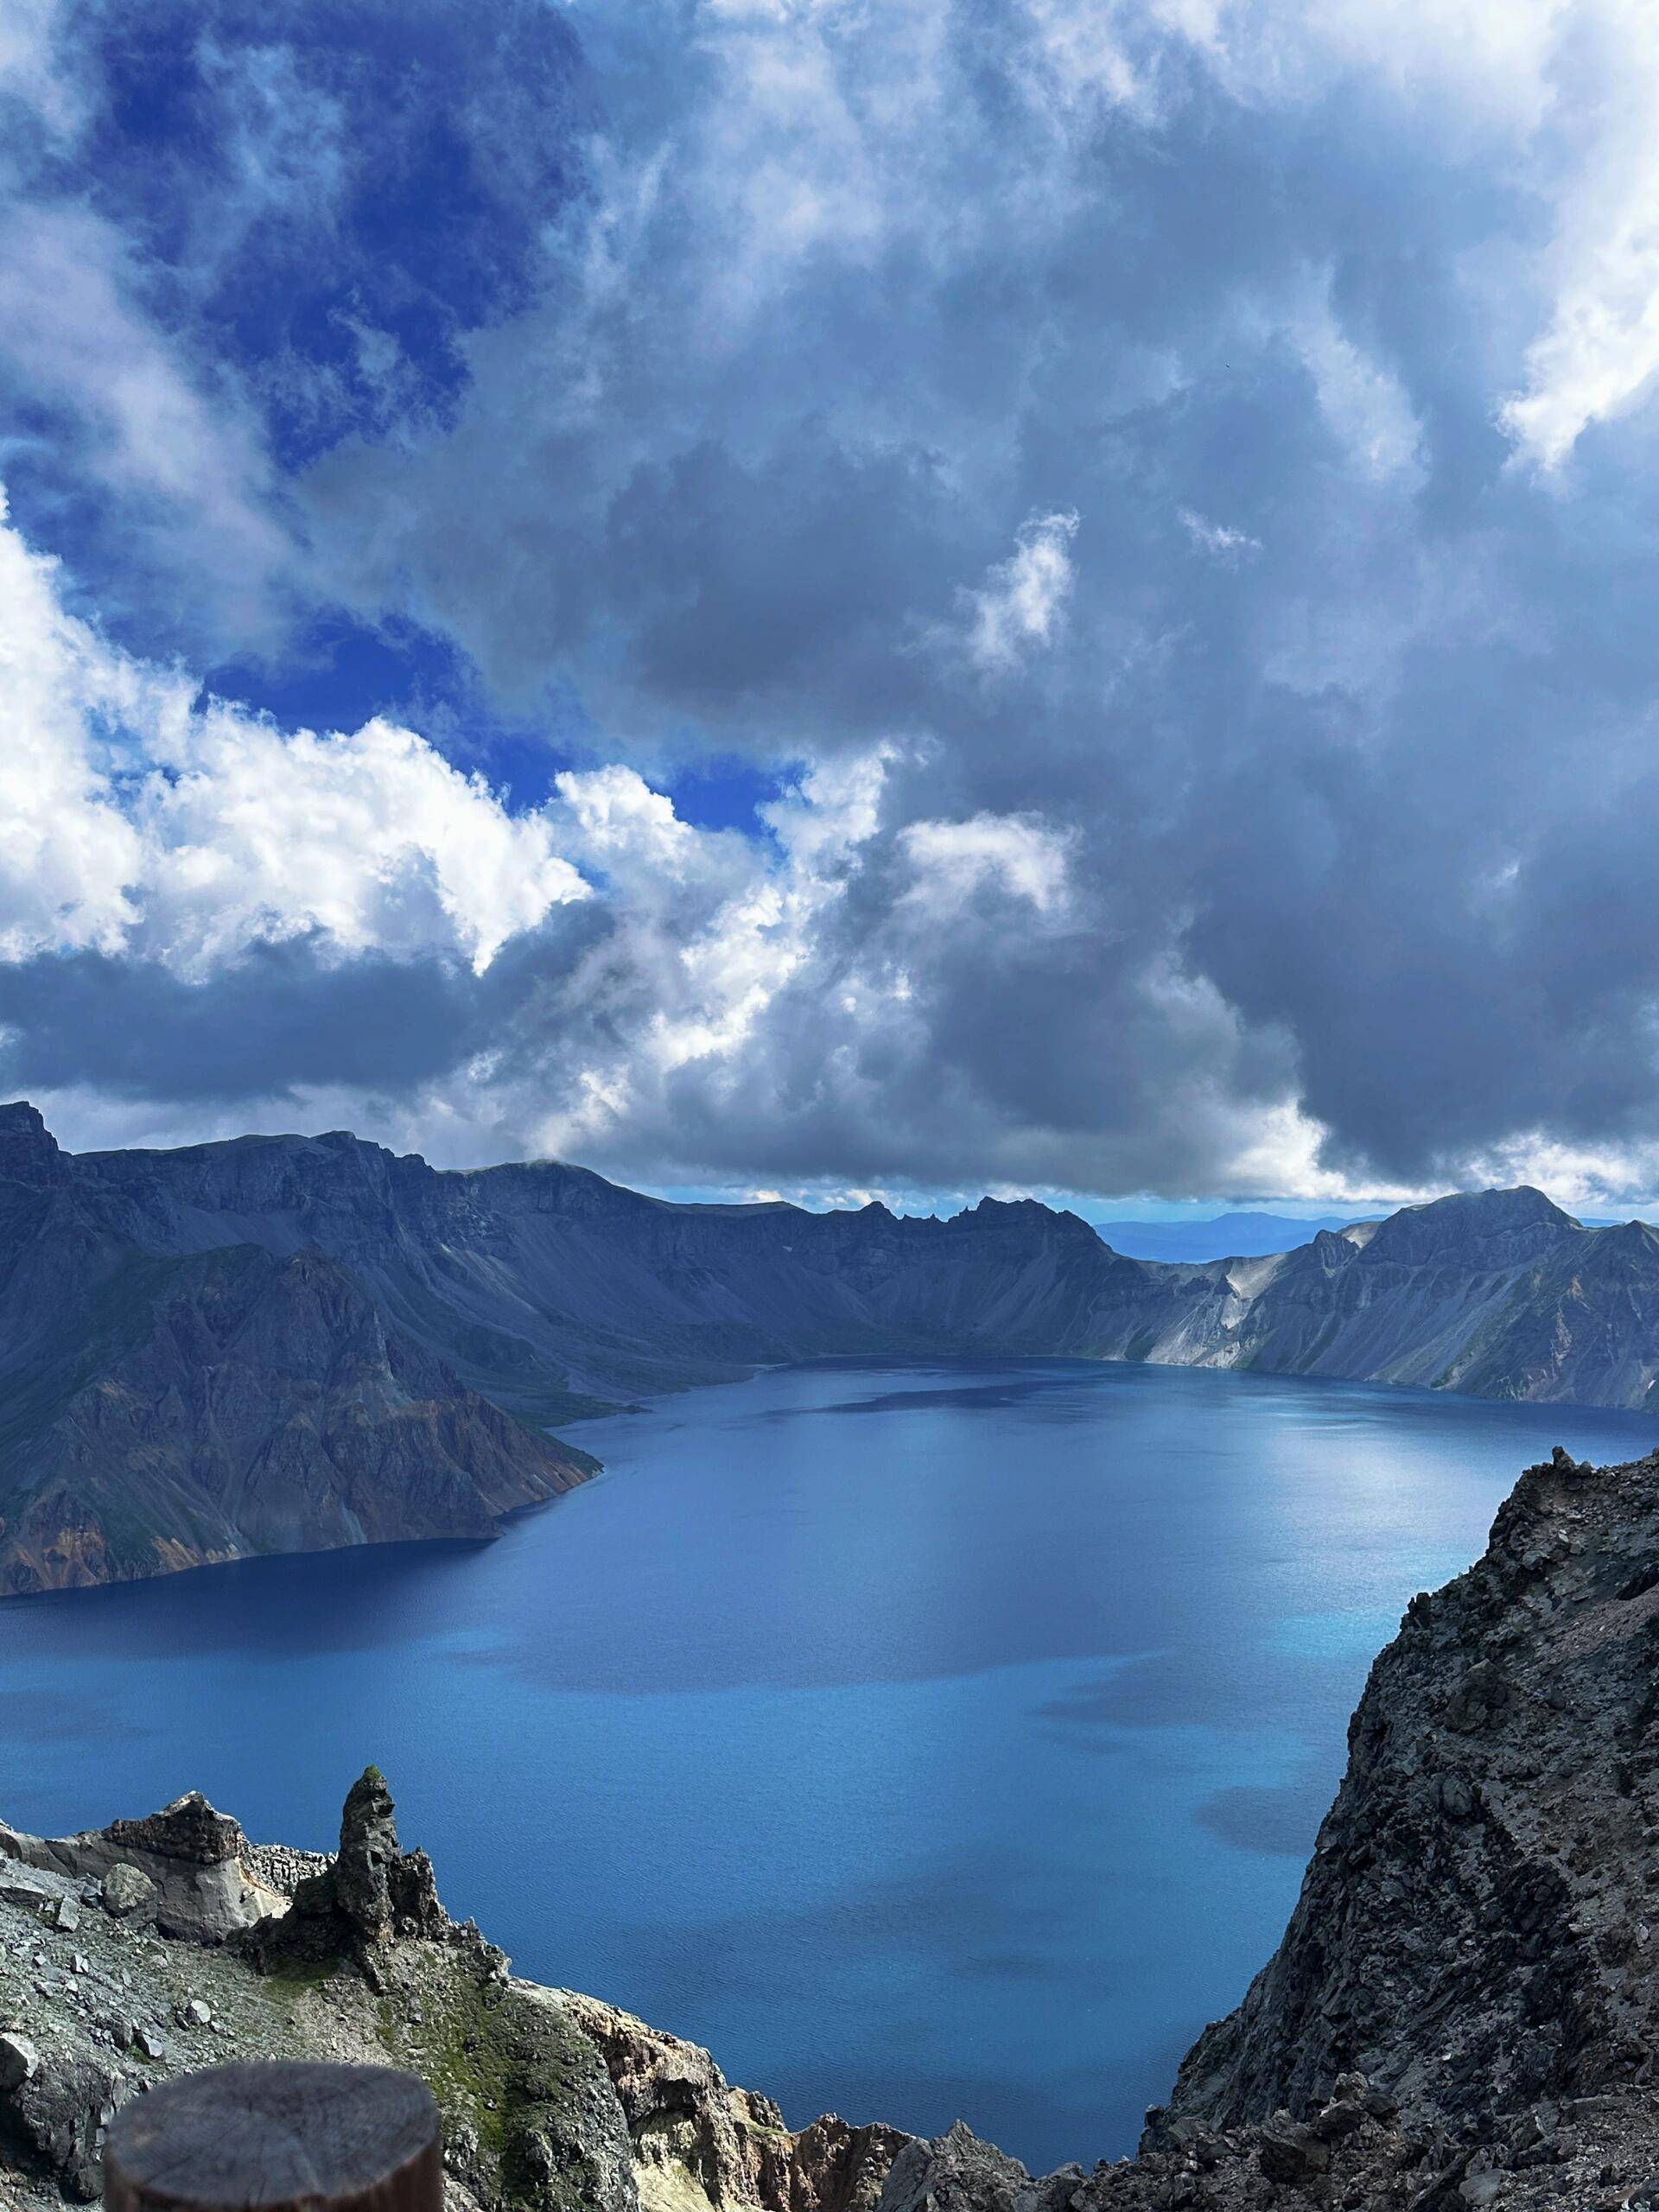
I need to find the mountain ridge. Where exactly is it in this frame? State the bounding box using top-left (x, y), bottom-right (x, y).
top-left (4, 1101), bottom-right (1659, 1590)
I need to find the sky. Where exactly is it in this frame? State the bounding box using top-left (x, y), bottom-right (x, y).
top-left (4, 0), bottom-right (1659, 1213)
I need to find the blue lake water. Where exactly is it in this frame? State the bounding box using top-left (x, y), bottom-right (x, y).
top-left (1, 1360), bottom-right (1654, 2171)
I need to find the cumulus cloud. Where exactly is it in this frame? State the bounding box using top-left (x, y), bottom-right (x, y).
top-left (899, 817), bottom-right (1073, 917)
top-left (0, 497), bottom-right (588, 976)
top-left (962, 513), bottom-right (1082, 673)
top-left (0, 497), bottom-right (142, 959)
top-left (142, 715), bottom-right (591, 976)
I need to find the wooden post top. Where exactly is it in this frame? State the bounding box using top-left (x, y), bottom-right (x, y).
top-left (104, 2063), bottom-right (442, 2212)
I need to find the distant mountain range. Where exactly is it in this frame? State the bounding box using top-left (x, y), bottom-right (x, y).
top-left (1094, 1205), bottom-right (1632, 1262)
top-left (3, 1098), bottom-right (1656, 1592)
top-left (1090, 1210), bottom-right (1374, 1262)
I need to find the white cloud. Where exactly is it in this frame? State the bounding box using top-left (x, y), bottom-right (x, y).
top-left (529, 750), bottom-right (894, 1154)
top-left (963, 511), bottom-right (1081, 672)
top-left (0, 205), bottom-right (290, 636)
top-left (1459, 1130), bottom-right (1659, 1212)
top-left (0, 499), bottom-right (143, 958)
top-left (140, 714), bottom-right (590, 976)
top-left (552, 765), bottom-right (706, 886)
top-left (899, 814), bottom-right (1074, 917)
top-left (1497, 8), bottom-right (1659, 468)
top-left (1179, 507), bottom-right (1262, 562)
top-left (0, 494), bottom-right (588, 976)
top-left (1292, 285), bottom-right (1424, 482)
top-left (761, 748), bottom-right (890, 868)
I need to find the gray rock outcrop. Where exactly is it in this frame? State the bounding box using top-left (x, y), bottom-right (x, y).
top-left (0, 1794), bottom-right (283, 1942)
top-left (253, 1764), bottom-right (448, 1968)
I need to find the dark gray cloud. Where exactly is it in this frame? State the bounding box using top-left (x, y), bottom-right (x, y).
top-left (0, 944), bottom-right (488, 1103)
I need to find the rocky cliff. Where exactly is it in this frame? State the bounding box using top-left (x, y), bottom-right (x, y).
top-left (5, 1098), bottom-right (1659, 1589)
top-left (0, 1109), bottom-right (592, 1593)
top-left (16, 1445), bottom-right (1659, 2212)
top-left (1160, 1439), bottom-right (1659, 2140)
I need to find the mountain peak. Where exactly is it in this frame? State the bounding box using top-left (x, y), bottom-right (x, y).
top-left (954, 1196), bottom-right (1098, 1242)
top-left (1364, 1183), bottom-right (1580, 1267)
top-left (0, 1101), bottom-right (65, 1187)
top-left (1405, 1184), bottom-right (1575, 1222)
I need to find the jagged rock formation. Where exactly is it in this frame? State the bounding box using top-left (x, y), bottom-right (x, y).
top-left (22, 1434), bottom-right (1659, 2212)
top-left (4, 1098), bottom-right (1659, 1589)
top-left (0, 1770), bottom-right (916, 2212)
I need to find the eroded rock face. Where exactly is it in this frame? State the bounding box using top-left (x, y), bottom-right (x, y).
top-left (1, 1794), bottom-right (282, 1942)
top-left (876, 2121), bottom-right (1062, 2212)
top-left (482, 1984), bottom-right (638, 2212)
top-left (561, 1986), bottom-right (800, 2211)
top-left (557, 1991), bottom-right (913, 2212)
top-left (1158, 1443), bottom-right (1659, 2146)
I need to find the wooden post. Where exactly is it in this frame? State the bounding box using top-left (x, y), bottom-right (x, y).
top-left (104, 2063), bottom-right (442, 2212)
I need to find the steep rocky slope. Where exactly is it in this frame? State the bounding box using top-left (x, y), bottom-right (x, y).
top-left (16, 1443), bottom-right (1659, 2211)
top-left (1162, 1438), bottom-right (1659, 2139)
top-left (1205, 1188), bottom-right (1659, 1406)
top-left (0, 1114), bottom-right (591, 1594)
top-left (63, 1112), bottom-right (1182, 1418)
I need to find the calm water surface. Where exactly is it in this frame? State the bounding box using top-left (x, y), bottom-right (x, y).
top-left (2, 1362), bottom-right (1653, 2170)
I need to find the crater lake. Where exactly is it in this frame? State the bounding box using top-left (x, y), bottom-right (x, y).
top-left (2, 1360), bottom-right (1652, 2171)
